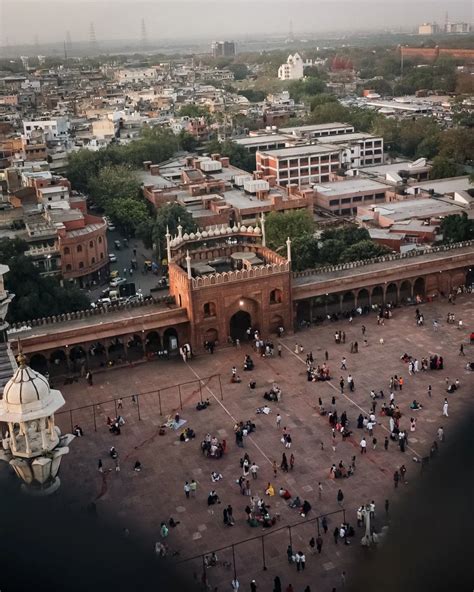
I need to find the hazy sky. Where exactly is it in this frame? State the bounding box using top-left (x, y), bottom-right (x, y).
top-left (0, 0), bottom-right (472, 46)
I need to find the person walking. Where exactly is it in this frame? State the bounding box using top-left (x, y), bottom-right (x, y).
top-left (438, 426), bottom-right (445, 442)
top-left (285, 434), bottom-right (292, 449)
top-left (325, 350), bottom-right (329, 361)
top-left (321, 516), bottom-right (328, 534)
top-left (281, 453), bottom-right (289, 472)
top-left (250, 580), bottom-right (257, 592)
top-left (341, 357), bottom-right (347, 370)
top-left (360, 437), bottom-right (367, 454)
top-left (393, 469), bottom-right (400, 489)
top-left (273, 576), bottom-right (282, 592)
top-left (86, 371), bottom-right (93, 386)
top-left (184, 481), bottom-right (190, 498)
top-left (290, 453), bottom-right (295, 471)
top-left (231, 578), bottom-right (240, 591)
top-left (333, 526), bottom-right (339, 544)
top-left (337, 489), bottom-right (344, 507)
top-left (286, 544), bottom-right (293, 564)
top-left (309, 537), bottom-right (315, 554)
top-left (98, 459), bottom-right (103, 473)
top-left (385, 499), bottom-right (389, 515)
top-left (190, 479), bottom-right (197, 496)
top-left (250, 462), bottom-right (259, 479)
top-left (117, 398), bottom-right (123, 410)
top-left (300, 552), bottom-right (306, 571)
top-left (316, 535), bottom-right (323, 554)
top-left (459, 343), bottom-right (465, 356)
top-left (318, 482), bottom-right (323, 500)
top-left (384, 436), bottom-right (389, 451)
top-left (276, 413), bottom-right (282, 428)
top-left (442, 398), bottom-right (449, 417)
top-left (295, 552), bottom-right (301, 572)
top-left (339, 377), bottom-right (345, 393)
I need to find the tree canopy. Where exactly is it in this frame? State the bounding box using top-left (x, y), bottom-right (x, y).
top-left (0, 238), bottom-right (90, 323)
top-left (440, 213), bottom-right (474, 244)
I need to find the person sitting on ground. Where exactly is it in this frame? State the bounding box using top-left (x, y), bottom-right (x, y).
top-left (211, 471), bottom-right (222, 482)
top-left (231, 374), bottom-right (242, 383)
top-left (196, 399), bottom-right (210, 410)
top-left (447, 382), bottom-right (457, 393)
top-left (134, 460), bottom-right (142, 472)
top-left (169, 517), bottom-right (180, 528)
top-left (265, 483), bottom-right (275, 496)
top-left (289, 495), bottom-right (302, 509)
top-left (301, 500), bottom-right (312, 517)
top-left (410, 400), bottom-right (423, 410)
top-left (73, 424), bottom-right (83, 437)
top-left (243, 355), bottom-right (254, 371)
top-left (279, 487), bottom-right (292, 500)
top-left (110, 446), bottom-right (118, 459)
top-left (207, 490), bottom-right (220, 505)
top-left (249, 379), bottom-right (256, 389)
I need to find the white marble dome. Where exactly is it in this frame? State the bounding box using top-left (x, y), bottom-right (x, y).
top-left (1, 356), bottom-right (65, 422)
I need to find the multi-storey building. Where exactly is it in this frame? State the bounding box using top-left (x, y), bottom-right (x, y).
top-left (256, 144), bottom-right (344, 187)
top-left (211, 41), bottom-right (236, 58)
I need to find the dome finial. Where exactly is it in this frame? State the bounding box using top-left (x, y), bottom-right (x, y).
top-left (16, 340), bottom-right (26, 369)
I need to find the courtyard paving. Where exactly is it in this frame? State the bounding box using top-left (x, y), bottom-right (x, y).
top-left (57, 294), bottom-right (473, 591)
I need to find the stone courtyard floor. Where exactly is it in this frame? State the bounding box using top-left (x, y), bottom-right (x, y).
top-left (57, 294), bottom-right (473, 591)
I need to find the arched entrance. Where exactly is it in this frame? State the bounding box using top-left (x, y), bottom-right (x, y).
top-left (399, 280), bottom-right (412, 302)
top-left (269, 314), bottom-right (284, 334)
top-left (342, 291), bottom-right (355, 313)
top-left (230, 310), bottom-right (251, 340)
top-left (49, 349), bottom-right (68, 376)
top-left (467, 267), bottom-right (474, 289)
top-left (204, 329), bottom-right (218, 344)
top-left (413, 277), bottom-right (425, 300)
top-left (372, 286), bottom-right (384, 306)
top-left (385, 283), bottom-right (398, 304)
top-left (127, 334), bottom-right (144, 361)
top-left (163, 328), bottom-right (179, 351)
top-left (357, 288), bottom-right (370, 309)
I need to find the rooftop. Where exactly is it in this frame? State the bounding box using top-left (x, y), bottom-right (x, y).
top-left (258, 144), bottom-right (341, 158)
top-left (369, 198), bottom-right (465, 221)
top-left (314, 178), bottom-right (391, 195)
top-left (279, 122), bottom-right (353, 133)
top-left (409, 176), bottom-right (472, 195)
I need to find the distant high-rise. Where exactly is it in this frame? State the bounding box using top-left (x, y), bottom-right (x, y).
top-left (66, 30), bottom-right (73, 52)
top-left (211, 41), bottom-right (236, 59)
top-left (140, 18), bottom-right (148, 51)
top-left (89, 22), bottom-right (98, 54)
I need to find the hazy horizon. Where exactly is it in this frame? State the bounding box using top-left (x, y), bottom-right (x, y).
top-left (0, 0), bottom-right (472, 47)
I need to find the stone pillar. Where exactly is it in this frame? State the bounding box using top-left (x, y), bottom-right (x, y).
top-left (261, 213), bottom-right (266, 247)
top-left (186, 251), bottom-right (192, 279)
top-left (286, 237), bottom-right (292, 263)
top-left (165, 226), bottom-right (171, 262)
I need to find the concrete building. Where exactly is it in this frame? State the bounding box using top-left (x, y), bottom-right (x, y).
top-left (279, 123), bottom-right (355, 140)
top-left (278, 53), bottom-right (304, 81)
top-left (317, 132), bottom-right (384, 167)
top-left (418, 23), bottom-right (440, 35)
top-left (211, 41), bottom-right (236, 58)
top-left (256, 144), bottom-right (344, 187)
top-left (23, 118), bottom-right (70, 144)
top-left (313, 178), bottom-right (391, 216)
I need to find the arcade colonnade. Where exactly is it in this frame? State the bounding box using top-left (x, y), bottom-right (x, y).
top-left (295, 276), bottom-right (428, 322)
top-left (27, 326), bottom-right (184, 377)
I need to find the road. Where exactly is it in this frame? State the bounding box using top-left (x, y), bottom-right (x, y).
top-left (88, 229), bottom-right (163, 301)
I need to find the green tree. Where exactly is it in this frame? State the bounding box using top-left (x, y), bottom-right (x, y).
top-left (206, 139), bottom-right (256, 172)
top-left (153, 203), bottom-right (197, 261)
top-left (318, 238), bottom-right (345, 265)
top-left (0, 240), bottom-right (90, 323)
top-left (88, 165), bottom-right (141, 209)
top-left (439, 128), bottom-right (474, 164)
top-left (237, 89), bottom-right (266, 103)
top-left (291, 234), bottom-right (320, 271)
top-left (265, 210), bottom-right (314, 251)
top-left (430, 156), bottom-right (460, 180)
top-left (178, 104), bottom-right (210, 119)
top-left (440, 213), bottom-right (474, 244)
top-left (107, 197), bottom-right (151, 237)
top-left (340, 240), bottom-right (390, 262)
top-left (227, 63), bottom-right (249, 80)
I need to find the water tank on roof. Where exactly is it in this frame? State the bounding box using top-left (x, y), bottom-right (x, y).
top-left (234, 174), bottom-right (253, 187)
top-left (243, 179), bottom-right (270, 194)
top-left (201, 160), bottom-right (222, 172)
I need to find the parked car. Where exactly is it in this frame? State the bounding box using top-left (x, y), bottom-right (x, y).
top-left (109, 253), bottom-right (117, 263)
top-left (109, 277), bottom-right (127, 288)
top-left (114, 240), bottom-right (121, 250)
top-left (108, 225), bottom-right (116, 231)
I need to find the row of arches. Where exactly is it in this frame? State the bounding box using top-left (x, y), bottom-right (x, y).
top-left (297, 277), bottom-right (426, 322)
top-left (28, 328), bottom-right (180, 377)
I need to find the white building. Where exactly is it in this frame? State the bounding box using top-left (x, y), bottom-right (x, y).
top-left (278, 53), bottom-right (304, 80)
top-left (23, 118), bottom-right (70, 143)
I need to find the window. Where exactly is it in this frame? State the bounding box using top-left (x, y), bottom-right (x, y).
top-left (66, 264), bottom-right (72, 271)
top-left (203, 302), bottom-right (216, 317)
top-left (64, 247), bottom-right (70, 255)
top-left (100, 253), bottom-right (104, 259)
top-left (91, 257), bottom-right (96, 264)
top-left (77, 245), bottom-right (83, 253)
top-left (270, 289), bottom-right (282, 304)
top-left (89, 241), bottom-right (94, 248)
top-left (79, 262), bottom-right (84, 269)
top-left (98, 237), bottom-right (102, 244)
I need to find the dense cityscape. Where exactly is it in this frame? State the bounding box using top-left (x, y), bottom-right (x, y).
top-left (0, 3), bottom-right (473, 591)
